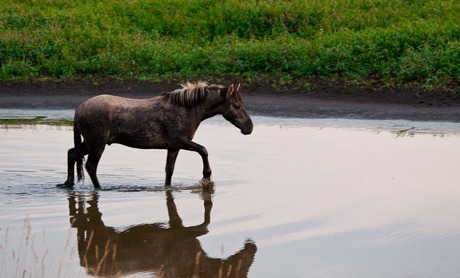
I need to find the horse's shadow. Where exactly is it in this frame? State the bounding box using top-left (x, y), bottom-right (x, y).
top-left (68, 190), bottom-right (257, 277)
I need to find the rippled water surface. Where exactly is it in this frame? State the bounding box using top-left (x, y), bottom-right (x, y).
top-left (1, 111), bottom-right (460, 277)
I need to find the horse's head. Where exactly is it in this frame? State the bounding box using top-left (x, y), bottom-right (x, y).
top-left (221, 84), bottom-right (253, 135)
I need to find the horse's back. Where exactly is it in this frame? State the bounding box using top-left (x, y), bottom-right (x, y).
top-left (77, 94), bottom-right (143, 111)
top-left (75, 95), bottom-right (118, 127)
top-left (75, 95), bottom-right (155, 119)
top-left (74, 94), bottom-right (168, 147)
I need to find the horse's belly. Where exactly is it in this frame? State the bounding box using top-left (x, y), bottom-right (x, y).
top-left (108, 132), bottom-right (169, 149)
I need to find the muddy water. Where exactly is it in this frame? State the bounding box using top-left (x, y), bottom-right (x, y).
top-left (1, 111), bottom-right (460, 277)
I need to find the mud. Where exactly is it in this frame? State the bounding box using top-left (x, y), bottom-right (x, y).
top-left (1, 79), bottom-right (459, 122)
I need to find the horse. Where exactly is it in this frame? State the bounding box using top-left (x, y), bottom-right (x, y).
top-left (57, 81), bottom-right (253, 189)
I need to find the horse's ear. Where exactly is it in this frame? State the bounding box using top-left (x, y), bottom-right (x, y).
top-left (227, 84), bottom-right (234, 97)
top-left (236, 83), bottom-right (241, 93)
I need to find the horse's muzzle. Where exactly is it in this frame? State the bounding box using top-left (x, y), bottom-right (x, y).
top-left (241, 121), bottom-right (253, 135)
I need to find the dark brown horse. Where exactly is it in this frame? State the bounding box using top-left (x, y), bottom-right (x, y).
top-left (58, 81), bottom-right (253, 189)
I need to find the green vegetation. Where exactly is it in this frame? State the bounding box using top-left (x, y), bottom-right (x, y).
top-left (0, 116), bottom-right (72, 126)
top-left (1, 0), bottom-right (459, 89)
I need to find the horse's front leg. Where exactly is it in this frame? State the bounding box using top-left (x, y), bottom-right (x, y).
top-left (165, 149), bottom-right (179, 186)
top-left (180, 141), bottom-right (212, 181)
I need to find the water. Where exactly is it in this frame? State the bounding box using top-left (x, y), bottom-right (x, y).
top-left (1, 111), bottom-right (460, 277)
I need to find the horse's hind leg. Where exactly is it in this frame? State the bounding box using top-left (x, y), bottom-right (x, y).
top-left (57, 148), bottom-right (78, 188)
top-left (57, 144), bottom-right (88, 188)
top-left (85, 144), bottom-right (105, 190)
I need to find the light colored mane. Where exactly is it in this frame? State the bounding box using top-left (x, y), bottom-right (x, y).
top-left (166, 81), bottom-right (224, 107)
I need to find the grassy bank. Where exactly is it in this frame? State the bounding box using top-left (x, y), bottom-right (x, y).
top-left (0, 116), bottom-right (72, 126)
top-left (1, 0), bottom-right (459, 90)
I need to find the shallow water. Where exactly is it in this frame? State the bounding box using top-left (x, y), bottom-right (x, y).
top-left (1, 112), bottom-right (460, 277)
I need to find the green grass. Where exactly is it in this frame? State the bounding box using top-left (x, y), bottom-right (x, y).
top-left (0, 116), bottom-right (72, 126)
top-left (1, 0), bottom-right (459, 89)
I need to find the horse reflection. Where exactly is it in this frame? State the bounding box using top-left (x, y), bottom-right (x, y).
top-left (68, 191), bottom-right (257, 277)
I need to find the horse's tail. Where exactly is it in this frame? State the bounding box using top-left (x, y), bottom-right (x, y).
top-left (74, 124), bottom-right (85, 182)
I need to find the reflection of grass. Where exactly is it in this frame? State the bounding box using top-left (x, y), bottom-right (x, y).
top-left (1, 217), bottom-right (82, 278)
top-left (1, 218), bottom-right (123, 278)
top-left (0, 116), bottom-right (72, 126)
top-left (1, 217), bottom-right (47, 278)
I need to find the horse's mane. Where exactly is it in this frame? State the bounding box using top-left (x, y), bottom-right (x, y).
top-left (164, 81), bottom-right (225, 107)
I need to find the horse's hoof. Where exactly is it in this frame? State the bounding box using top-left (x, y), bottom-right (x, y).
top-left (56, 181), bottom-right (74, 188)
top-left (200, 178), bottom-right (215, 191)
top-left (202, 179), bottom-right (214, 188)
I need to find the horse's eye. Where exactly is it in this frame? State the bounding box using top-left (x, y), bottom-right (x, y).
top-left (232, 103), bottom-right (241, 109)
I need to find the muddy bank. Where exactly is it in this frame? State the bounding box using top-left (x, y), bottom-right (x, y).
top-left (1, 80), bottom-right (459, 122)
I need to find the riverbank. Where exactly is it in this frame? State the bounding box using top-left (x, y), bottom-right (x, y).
top-left (0, 79), bottom-right (459, 122)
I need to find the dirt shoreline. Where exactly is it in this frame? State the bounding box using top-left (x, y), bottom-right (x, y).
top-left (1, 80), bottom-right (459, 122)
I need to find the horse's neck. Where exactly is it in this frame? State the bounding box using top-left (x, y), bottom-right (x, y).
top-left (158, 92), bottom-right (224, 123)
top-left (199, 94), bottom-right (225, 121)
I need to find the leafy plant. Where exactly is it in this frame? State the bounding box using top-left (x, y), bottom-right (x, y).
top-left (0, 0), bottom-right (459, 88)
